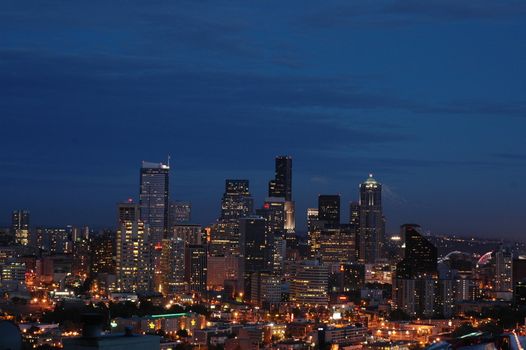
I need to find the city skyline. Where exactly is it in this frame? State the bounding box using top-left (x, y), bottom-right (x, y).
top-left (1, 1), bottom-right (525, 240)
top-left (1, 157), bottom-right (526, 242)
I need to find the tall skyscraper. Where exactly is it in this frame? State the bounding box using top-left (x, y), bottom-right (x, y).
top-left (12, 210), bottom-right (30, 246)
top-left (139, 161), bottom-right (170, 245)
top-left (393, 224), bottom-right (439, 318)
top-left (268, 156), bottom-right (295, 237)
top-left (161, 237), bottom-right (186, 296)
top-left (139, 161), bottom-right (170, 292)
top-left (358, 174), bottom-right (384, 264)
top-left (210, 180), bottom-right (253, 256)
top-left (221, 180), bottom-right (253, 220)
top-left (256, 199), bottom-right (286, 276)
top-left (318, 195), bottom-right (340, 227)
top-left (239, 217), bottom-right (271, 274)
top-left (268, 156), bottom-right (292, 201)
top-left (116, 202), bottom-right (151, 292)
top-left (185, 244), bottom-right (207, 295)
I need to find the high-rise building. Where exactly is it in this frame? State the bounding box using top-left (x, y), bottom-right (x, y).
top-left (90, 231), bottom-right (115, 275)
top-left (221, 180), bottom-right (253, 220)
top-left (256, 198), bottom-right (286, 276)
top-left (290, 260), bottom-right (329, 306)
top-left (495, 246), bottom-right (513, 299)
top-left (318, 195), bottom-right (340, 227)
top-left (172, 223), bottom-right (202, 245)
top-left (393, 224), bottom-right (439, 318)
top-left (307, 208), bottom-right (323, 259)
top-left (349, 202), bottom-right (360, 261)
top-left (139, 161), bottom-right (170, 244)
top-left (139, 161), bottom-right (170, 292)
top-left (34, 227), bottom-right (71, 254)
top-left (161, 237), bottom-right (186, 296)
top-left (358, 174), bottom-right (384, 264)
top-left (210, 180), bottom-right (253, 256)
top-left (317, 225), bottom-right (355, 266)
top-left (268, 156), bottom-right (292, 201)
top-left (116, 202), bottom-right (151, 292)
top-left (185, 244), bottom-right (207, 295)
top-left (169, 201), bottom-right (191, 226)
top-left (268, 156), bottom-right (295, 234)
top-left (12, 210), bottom-right (30, 246)
top-left (240, 217), bottom-right (271, 274)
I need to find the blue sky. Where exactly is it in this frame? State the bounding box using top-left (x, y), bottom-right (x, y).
top-left (1, 1), bottom-right (525, 239)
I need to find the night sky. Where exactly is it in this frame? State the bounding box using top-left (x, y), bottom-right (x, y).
top-left (1, 1), bottom-right (525, 240)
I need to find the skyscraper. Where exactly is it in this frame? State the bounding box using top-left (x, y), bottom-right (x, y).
top-left (290, 260), bottom-right (329, 306)
top-left (318, 195), bottom-right (340, 227)
top-left (210, 180), bottom-right (253, 256)
top-left (495, 246), bottom-right (513, 298)
top-left (268, 156), bottom-right (292, 201)
top-left (393, 224), bottom-right (439, 318)
top-left (139, 161), bottom-right (170, 245)
top-left (268, 156), bottom-right (295, 236)
top-left (256, 199), bottom-right (286, 276)
top-left (185, 244), bottom-right (207, 295)
top-left (358, 174), bottom-right (384, 264)
top-left (221, 180), bottom-right (253, 220)
top-left (161, 237), bottom-right (186, 296)
top-left (139, 161), bottom-right (170, 292)
top-left (11, 210), bottom-right (30, 246)
top-left (116, 202), bottom-right (151, 292)
top-left (169, 201), bottom-right (191, 227)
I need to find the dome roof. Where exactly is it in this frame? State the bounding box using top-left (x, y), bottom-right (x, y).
top-left (364, 173), bottom-right (378, 184)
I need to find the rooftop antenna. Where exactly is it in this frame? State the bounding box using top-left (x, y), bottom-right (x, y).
top-left (167, 154), bottom-right (171, 168)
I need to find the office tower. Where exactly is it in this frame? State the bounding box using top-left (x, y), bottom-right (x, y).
top-left (290, 260), bottom-right (329, 306)
top-left (328, 263), bottom-right (365, 294)
top-left (318, 195), bottom-right (340, 227)
top-left (358, 174), bottom-right (384, 264)
top-left (393, 224), bottom-right (438, 318)
top-left (12, 210), bottom-right (30, 246)
top-left (34, 227), bottom-right (71, 254)
top-left (256, 198), bottom-right (286, 276)
top-left (172, 223), bottom-right (202, 245)
top-left (116, 202), bottom-right (151, 292)
top-left (240, 217), bottom-right (271, 274)
top-left (161, 237), bottom-right (186, 296)
top-left (349, 202), bottom-right (360, 261)
top-left (72, 238), bottom-right (91, 276)
top-left (0, 259), bottom-right (26, 292)
top-left (307, 208), bottom-right (323, 259)
top-left (514, 257), bottom-right (526, 305)
top-left (211, 180), bottom-right (253, 256)
top-left (90, 231), bottom-right (115, 275)
top-left (268, 156), bottom-right (295, 234)
top-left (494, 246), bottom-right (513, 299)
top-left (140, 161), bottom-right (170, 244)
top-left (139, 161), bottom-right (169, 292)
top-left (317, 225), bottom-right (355, 266)
top-left (221, 179), bottom-right (253, 220)
top-left (250, 272), bottom-right (282, 308)
top-left (185, 244), bottom-right (207, 295)
top-left (169, 201), bottom-right (191, 227)
top-left (268, 156), bottom-right (292, 201)
top-left (207, 255), bottom-right (242, 291)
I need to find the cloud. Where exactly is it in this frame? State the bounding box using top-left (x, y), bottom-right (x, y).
top-left (299, 0), bottom-right (526, 29)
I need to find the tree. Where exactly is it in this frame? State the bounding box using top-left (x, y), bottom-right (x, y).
top-left (388, 309), bottom-right (410, 321)
top-left (451, 323), bottom-right (476, 338)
